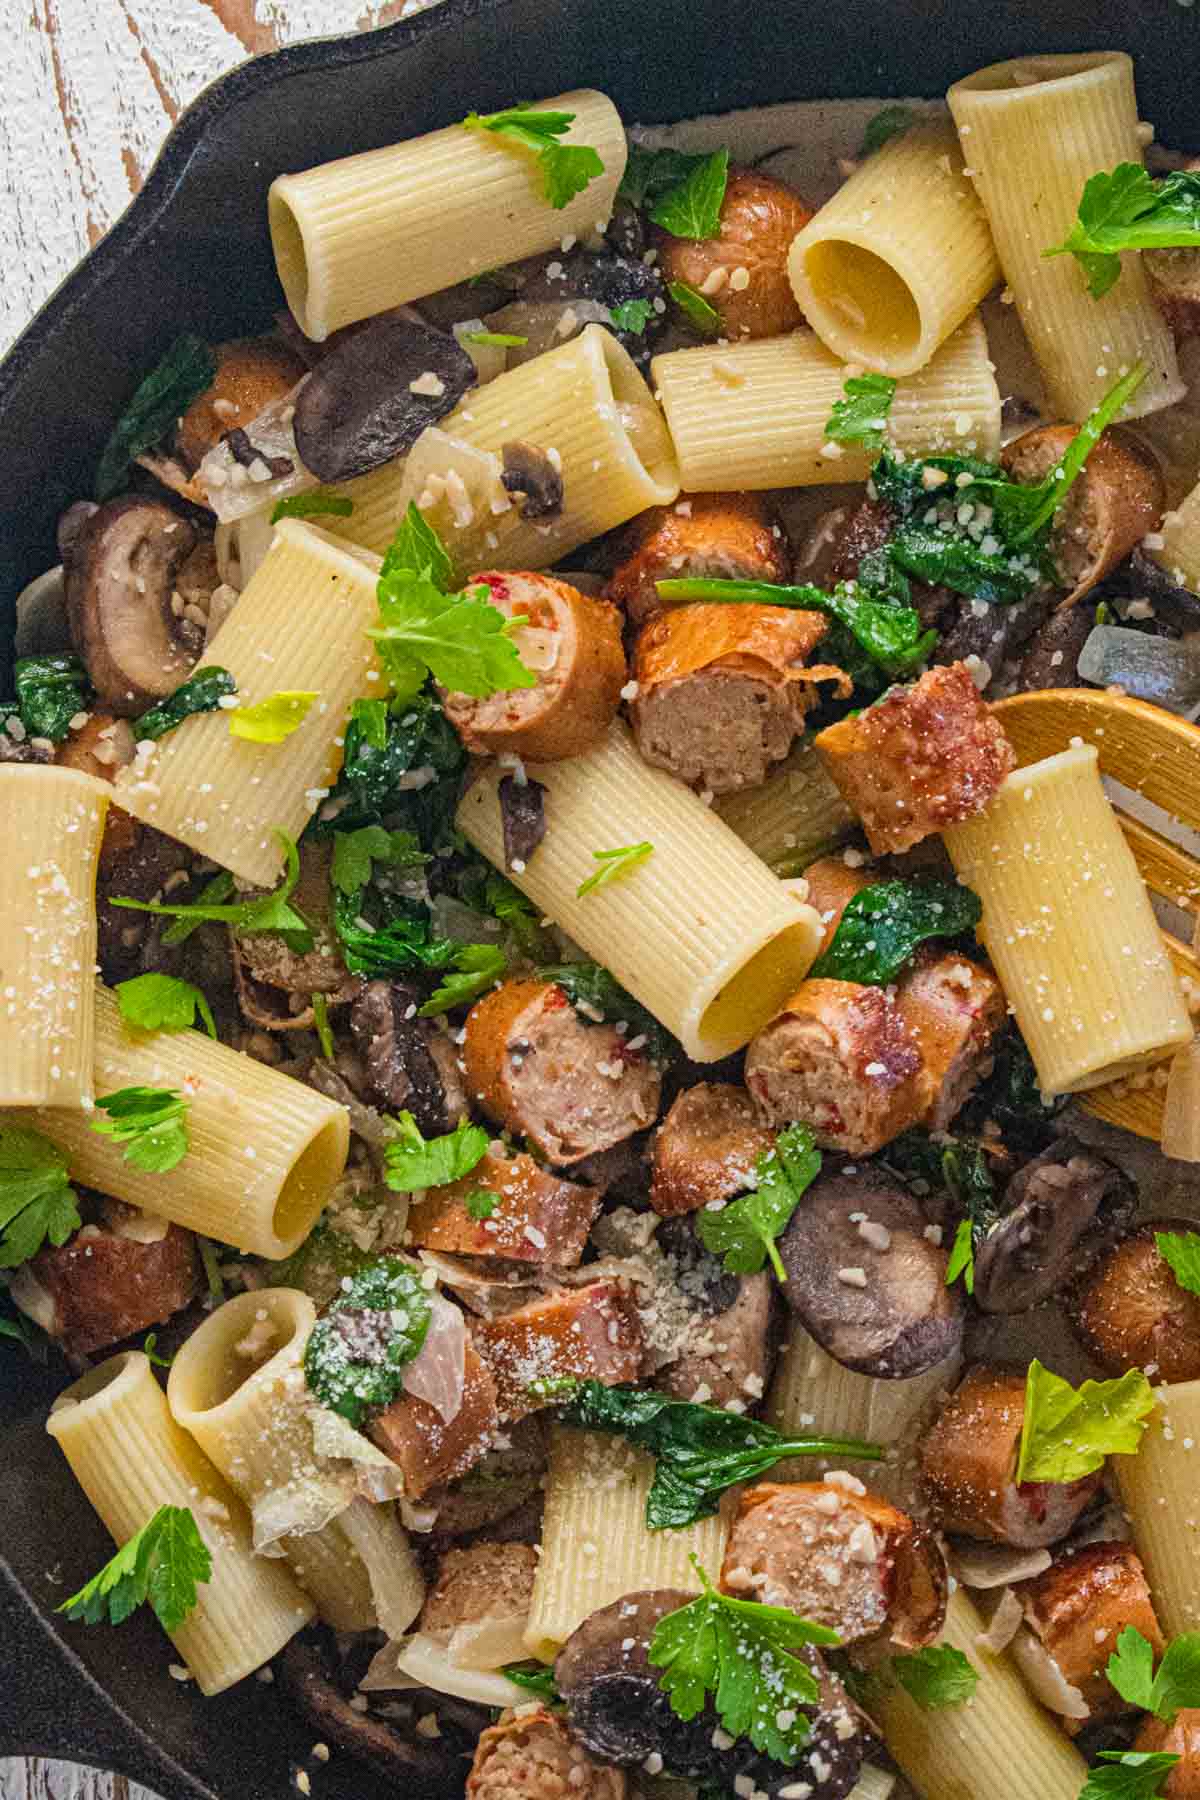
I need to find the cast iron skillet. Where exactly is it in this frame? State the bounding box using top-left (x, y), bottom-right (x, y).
top-left (1, 0), bottom-right (1197, 1792)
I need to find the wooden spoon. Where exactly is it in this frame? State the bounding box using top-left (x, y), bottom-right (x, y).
top-left (992, 689), bottom-right (1200, 1142)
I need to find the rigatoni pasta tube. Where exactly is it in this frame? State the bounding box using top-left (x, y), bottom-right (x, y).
top-left (330, 326), bottom-right (679, 576)
top-left (270, 91), bottom-right (626, 341)
top-left (651, 314), bottom-right (999, 492)
top-left (712, 740), bottom-right (855, 875)
top-left (948, 54), bottom-right (1181, 422)
top-left (115, 520), bottom-right (381, 887)
top-left (47, 1351), bottom-right (313, 1695)
top-left (1113, 1379), bottom-right (1200, 1635)
top-left (9, 983), bottom-right (348, 1258)
top-left (788, 122), bottom-right (999, 376)
top-left (168, 1289), bottom-right (422, 1636)
top-left (0, 766), bottom-right (108, 1106)
top-left (523, 1427), bottom-right (727, 1662)
top-left (457, 721), bottom-right (823, 1060)
top-left (944, 745), bottom-right (1191, 1094)
top-left (875, 1588), bottom-right (1087, 1800)
top-left (1152, 476), bottom-right (1200, 594)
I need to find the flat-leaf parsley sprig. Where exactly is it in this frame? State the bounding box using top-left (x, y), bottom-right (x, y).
top-left (697, 1122), bottom-right (821, 1280)
top-left (59, 1504), bottom-right (212, 1633)
top-left (462, 103), bottom-right (605, 210)
top-left (89, 1088), bottom-right (191, 1174)
top-left (0, 1124), bottom-right (81, 1269)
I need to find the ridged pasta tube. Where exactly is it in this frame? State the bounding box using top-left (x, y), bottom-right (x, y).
top-left (168, 1289), bottom-right (422, 1636)
top-left (1113, 1378), bottom-right (1200, 1636)
top-left (270, 90), bottom-right (627, 340)
top-left (948, 53), bottom-right (1181, 421)
top-left (788, 123), bottom-right (1000, 375)
top-left (944, 745), bottom-right (1191, 1094)
top-left (47, 1351), bottom-right (313, 1695)
top-left (712, 740), bottom-right (855, 874)
top-left (0, 766), bottom-right (108, 1106)
top-left (650, 314), bottom-right (999, 492)
top-left (456, 720), bottom-right (824, 1061)
top-left (7, 983), bottom-right (348, 1258)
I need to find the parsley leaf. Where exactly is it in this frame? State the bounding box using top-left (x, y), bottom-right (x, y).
top-left (1080, 1753), bottom-right (1181, 1800)
top-left (418, 943), bottom-right (507, 1016)
top-left (463, 329), bottom-right (529, 347)
top-left (1156, 1230), bottom-right (1200, 1300)
top-left (113, 830), bottom-right (313, 953)
top-left (382, 1111), bottom-right (489, 1192)
top-left (619, 146), bottom-right (714, 210)
top-left (330, 825), bottom-right (426, 896)
top-left (1108, 1626), bottom-right (1200, 1722)
top-left (1046, 164), bottom-right (1200, 298)
top-left (577, 841), bottom-right (654, 897)
top-left (945, 1217), bottom-right (975, 1295)
top-left (115, 973), bottom-right (216, 1040)
top-left (1017, 1360), bottom-right (1157, 1484)
top-left (825, 373), bottom-right (898, 448)
top-left (228, 690), bottom-right (317, 744)
top-left (501, 1662), bottom-right (561, 1701)
top-left (95, 335), bottom-right (217, 500)
top-left (649, 1561), bottom-right (838, 1762)
top-left (13, 656), bottom-right (91, 743)
top-left (303, 1256), bottom-right (431, 1425)
top-left (133, 667), bottom-right (238, 741)
top-left (564, 1381), bottom-right (882, 1529)
top-left (311, 992), bottom-right (335, 1060)
top-left (465, 1188), bottom-right (497, 1220)
top-left (668, 281), bottom-right (722, 336)
top-left (861, 105), bottom-right (917, 157)
top-left (609, 299), bottom-right (654, 335)
top-left (697, 1123), bottom-right (821, 1282)
top-left (809, 878), bottom-right (982, 985)
top-left (0, 1125), bottom-right (81, 1270)
top-left (270, 493), bottom-right (354, 524)
top-left (90, 1088), bottom-right (190, 1174)
top-left (654, 576), bottom-right (935, 682)
top-left (649, 149), bottom-right (730, 240)
top-left (142, 1332), bottom-right (173, 1369)
top-left (462, 104), bottom-right (604, 210)
top-left (59, 1504), bottom-right (212, 1633)
top-left (891, 1645), bottom-right (978, 1708)
top-left (536, 961), bottom-right (677, 1065)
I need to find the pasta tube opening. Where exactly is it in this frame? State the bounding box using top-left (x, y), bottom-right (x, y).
top-left (50, 1345), bottom-right (139, 1415)
top-left (798, 241), bottom-right (923, 366)
top-left (169, 1288), bottom-right (315, 1418)
top-left (268, 191), bottom-right (310, 333)
top-left (272, 1117), bottom-right (349, 1253)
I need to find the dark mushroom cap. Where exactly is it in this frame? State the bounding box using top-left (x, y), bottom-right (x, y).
top-left (1128, 547), bottom-right (1200, 634)
top-left (65, 496), bottom-right (203, 715)
top-left (778, 1172), bottom-right (963, 1377)
top-left (973, 1136), bottom-right (1136, 1315)
top-left (520, 250), bottom-right (667, 364)
top-left (293, 316), bottom-right (476, 483)
top-left (500, 443), bottom-right (564, 520)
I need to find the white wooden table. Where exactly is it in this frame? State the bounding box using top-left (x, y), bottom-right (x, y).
top-left (3, 10), bottom-right (443, 1792)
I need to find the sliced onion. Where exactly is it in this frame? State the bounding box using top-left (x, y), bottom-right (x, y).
top-left (14, 566), bottom-right (70, 657)
top-left (370, 1633), bottom-right (531, 1707)
top-left (442, 1614), bottom-right (534, 1671)
top-left (252, 1471), bottom-right (354, 1553)
top-left (197, 383), bottom-right (318, 523)
top-left (397, 427), bottom-right (509, 576)
top-left (107, 1206), bottom-right (171, 1244)
top-left (338, 1496), bottom-right (424, 1640)
top-left (401, 1291), bottom-right (466, 1423)
top-left (975, 1586), bottom-right (1024, 1653)
top-left (949, 1542), bottom-right (1052, 1590)
top-left (309, 1406), bottom-right (406, 1502)
top-left (1163, 1038), bottom-right (1200, 1162)
top-left (215, 508), bottom-right (276, 592)
top-left (1008, 1626), bottom-right (1090, 1720)
top-left (8, 1266), bottom-right (58, 1334)
top-left (484, 299), bottom-right (611, 367)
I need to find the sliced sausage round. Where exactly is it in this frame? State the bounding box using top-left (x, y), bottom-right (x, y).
top-left (1002, 424), bottom-right (1164, 607)
top-left (606, 492), bottom-right (791, 626)
top-left (1134, 1709), bottom-right (1200, 1799)
top-left (1013, 1541), bottom-right (1164, 1731)
top-left (1068, 1218), bottom-right (1200, 1384)
top-left (651, 167), bottom-right (815, 341)
top-left (14, 1209), bottom-right (198, 1356)
top-left (468, 1707), bottom-right (626, 1800)
top-left (919, 1364), bottom-right (1103, 1549)
top-left (463, 979), bottom-right (662, 1165)
top-left (650, 1082), bottom-right (775, 1217)
top-left (631, 603), bottom-right (848, 794)
top-left (895, 949), bottom-right (1006, 1133)
top-left (799, 856), bottom-right (873, 954)
top-left (745, 978), bottom-right (925, 1157)
top-left (407, 1147), bottom-right (601, 1267)
top-left (440, 572), bottom-right (626, 762)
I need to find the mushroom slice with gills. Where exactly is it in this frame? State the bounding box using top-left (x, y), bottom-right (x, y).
top-left (350, 978), bottom-right (466, 1139)
top-left (514, 249), bottom-right (668, 365)
top-left (292, 315), bottom-right (476, 484)
top-left (776, 1171), bottom-right (963, 1379)
top-left (1014, 599), bottom-right (1099, 693)
top-left (65, 497), bottom-right (204, 715)
top-left (1128, 547), bottom-right (1200, 635)
top-left (972, 1137), bottom-right (1136, 1316)
top-left (1011, 1540), bottom-right (1165, 1732)
top-left (500, 442), bottom-right (564, 520)
top-left (1067, 1216), bottom-right (1200, 1384)
top-left (719, 1480), bottom-right (947, 1651)
top-left (919, 1364), bottom-right (1103, 1549)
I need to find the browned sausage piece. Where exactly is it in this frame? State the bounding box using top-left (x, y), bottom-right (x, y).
top-left (801, 855), bottom-right (875, 953)
top-left (631, 603), bottom-right (849, 794)
top-left (1012, 1541), bottom-right (1164, 1731)
top-left (606, 492), bottom-right (791, 626)
top-left (1002, 424), bottom-right (1164, 608)
top-left (649, 1082), bottom-right (775, 1217)
top-left (463, 980), bottom-right (661, 1166)
top-left (408, 1148), bottom-right (601, 1267)
top-left (658, 1262), bottom-right (776, 1410)
top-left (745, 978), bottom-right (925, 1156)
top-left (440, 572), bottom-right (625, 761)
top-left (473, 1281), bottom-right (644, 1422)
top-left (1147, 237), bottom-right (1200, 338)
top-left (796, 498), bottom-right (955, 631)
top-left (815, 662), bottom-right (1018, 855)
top-left (12, 1205), bottom-right (199, 1357)
top-left (895, 950), bottom-right (1006, 1132)
top-left (651, 167), bottom-right (815, 341)
top-left (1135, 1709), bottom-right (1200, 1799)
top-left (369, 1340), bottom-right (499, 1499)
top-left (1069, 1218), bottom-right (1200, 1384)
top-left (468, 1707), bottom-right (627, 1800)
top-left (919, 1365), bottom-right (1103, 1549)
top-left (232, 839), bottom-right (357, 1033)
top-left (173, 336), bottom-right (308, 471)
top-left (351, 977), bottom-right (468, 1137)
top-left (420, 1542), bottom-right (539, 1636)
top-left (720, 1479), bottom-right (947, 1649)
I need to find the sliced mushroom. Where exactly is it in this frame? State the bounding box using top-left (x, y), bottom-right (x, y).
top-left (777, 1172), bottom-right (963, 1377)
top-left (1128, 547), bottom-right (1200, 634)
top-left (65, 497), bottom-right (203, 714)
top-left (500, 443), bottom-right (564, 520)
top-left (973, 1137), bottom-right (1136, 1315)
top-left (654, 1214), bottom-right (779, 1408)
top-left (518, 249), bottom-right (668, 364)
top-left (293, 316), bottom-right (476, 483)
top-left (173, 336), bottom-right (308, 471)
top-left (1015, 600), bottom-right (1099, 692)
top-left (351, 979), bottom-right (467, 1137)
top-left (1068, 1217), bottom-right (1200, 1384)
top-left (498, 773), bottom-right (547, 870)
